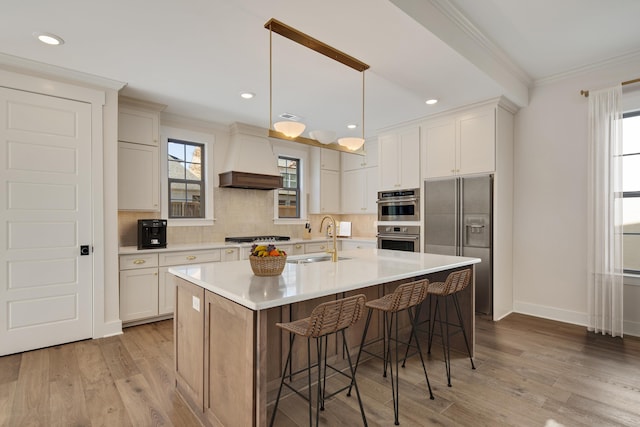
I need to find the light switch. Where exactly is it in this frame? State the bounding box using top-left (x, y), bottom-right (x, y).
top-left (192, 295), bottom-right (200, 312)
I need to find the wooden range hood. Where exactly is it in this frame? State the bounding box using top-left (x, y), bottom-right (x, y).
top-left (219, 123), bottom-right (283, 190)
top-left (218, 171), bottom-right (282, 190)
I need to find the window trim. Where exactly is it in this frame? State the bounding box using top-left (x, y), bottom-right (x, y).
top-left (168, 139), bottom-right (205, 219)
top-left (272, 140), bottom-right (309, 224)
top-left (278, 155), bottom-right (301, 219)
top-left (622, 110), bottom-right (640, 275)
top-left (160, 126), bottom-right (215, 226)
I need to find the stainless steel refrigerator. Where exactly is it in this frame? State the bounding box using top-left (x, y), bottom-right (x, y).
top-left (424, 174), bottom-right (493, 314)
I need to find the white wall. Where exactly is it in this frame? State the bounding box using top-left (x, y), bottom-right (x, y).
top-left (513, 55), bottom-right (640, 336)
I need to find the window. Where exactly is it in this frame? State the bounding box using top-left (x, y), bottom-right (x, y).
top-left (278, 156), bottom-right (300, 218)
top-left (168, 139), bottom-right (204, 218)
top-left (623, 111), bottom-right (640, 274)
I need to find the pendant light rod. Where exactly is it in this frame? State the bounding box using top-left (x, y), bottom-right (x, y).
top-left (264, 18), bottom-right (369, 72)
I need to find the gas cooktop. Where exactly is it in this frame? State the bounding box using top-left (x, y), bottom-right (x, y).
top-left (224, 235), bottom-right (291, 243)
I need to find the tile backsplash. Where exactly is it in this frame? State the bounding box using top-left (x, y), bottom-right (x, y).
top-left (118, 188), bottom-right (376, 246)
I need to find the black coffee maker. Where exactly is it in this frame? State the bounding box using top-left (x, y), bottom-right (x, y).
top-left (137, 219), bottom-right (167, 249)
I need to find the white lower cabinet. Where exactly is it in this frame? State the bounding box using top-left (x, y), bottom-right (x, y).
top-left (119, 267), bottom-right (159, 322)
top-left (120, 248), bottom-right (222, 324)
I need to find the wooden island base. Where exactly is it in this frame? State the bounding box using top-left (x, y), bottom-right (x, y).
top-left (173, 266), bottom-right (474, 427)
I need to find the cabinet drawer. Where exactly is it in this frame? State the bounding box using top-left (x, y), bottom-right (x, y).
top-left (222, 247), bottom-right (239, 262)
top-left (120, 253), bottom-right (159, 270)
top-left (304, 242), bottom-right (330, 253)
top-left (159, 249), bottom-right (221, 266)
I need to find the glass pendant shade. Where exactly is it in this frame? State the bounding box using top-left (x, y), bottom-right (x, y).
top-left (274, 121), bottom-right (306, 138)
top-left (338, 137), bottom-right (365, 151)
top-left (309, 130), bottom-right (336, 144)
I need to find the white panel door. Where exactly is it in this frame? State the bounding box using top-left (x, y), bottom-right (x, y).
top-left (0, 87), bottom-right (93, 356)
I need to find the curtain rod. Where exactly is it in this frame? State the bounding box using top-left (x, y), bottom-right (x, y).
top-left (580, 78), bottom-right (640, 97)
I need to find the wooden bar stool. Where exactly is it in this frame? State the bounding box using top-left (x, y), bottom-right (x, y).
top-left (349, 279), bottom-right (434, 425)
top-left (423, 268), bottom-right (475, 387)
top-left (269, 294), bottom-right (368, 427)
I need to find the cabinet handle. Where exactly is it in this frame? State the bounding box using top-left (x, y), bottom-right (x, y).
top-left (320, 245), bottom-right (326, 250)
top-left (295, 244), bottom-right (302, 249)
top-left (154, 272), bottom-right (158, 276)
top-left (186, 255), bottom-right (197, 260)
top-left (226, 249), bottom-right (235, 254)
top-left (133, 259), bottom-right (146, 265)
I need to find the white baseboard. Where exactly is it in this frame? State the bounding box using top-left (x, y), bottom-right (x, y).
top-left (97, 319), bottom-right (123, 338)
top-left (513, 300), bottom-right (588, 327)
top-left (513, 300), bottom-right (640, 338)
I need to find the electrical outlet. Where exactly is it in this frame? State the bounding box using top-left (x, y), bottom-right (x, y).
top-left (192, 295), bottom-right (200, 312)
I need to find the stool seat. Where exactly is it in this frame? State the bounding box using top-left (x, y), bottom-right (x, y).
top-left (270, 294), bottom-right (368, 427)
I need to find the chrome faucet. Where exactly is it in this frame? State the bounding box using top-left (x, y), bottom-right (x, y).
top-left (320, 215), bottom-right (338, 262)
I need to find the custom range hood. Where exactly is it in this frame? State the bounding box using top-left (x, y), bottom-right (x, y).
top-left (219, 122), bottom-right (283, 190)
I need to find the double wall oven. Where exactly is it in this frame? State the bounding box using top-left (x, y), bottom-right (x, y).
top-left (377, 188), bottom-right (420, 252)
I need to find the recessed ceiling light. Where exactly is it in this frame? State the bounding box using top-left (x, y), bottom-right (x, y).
top-left (425, 99), bottom-right (438, 105)
top-left (347, 124), bottom-right (358, 129)
top-left (240, 92), bottom-right (255, 99)
top-left (33, 32), bottom-right (64, 46)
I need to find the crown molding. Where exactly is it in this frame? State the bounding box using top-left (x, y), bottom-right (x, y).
top-left (533, 50), bottom-right (640, 87)
top-left (428, 0), bottom-right (532, 87)
top-left (0, 52), bottom-right (125, 91)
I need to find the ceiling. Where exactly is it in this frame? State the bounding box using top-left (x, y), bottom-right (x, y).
top-left (3, 0), bottom-right (640, 140)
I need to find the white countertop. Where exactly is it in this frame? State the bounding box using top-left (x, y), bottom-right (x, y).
top-left (168, 248), bottom-right (480, 310)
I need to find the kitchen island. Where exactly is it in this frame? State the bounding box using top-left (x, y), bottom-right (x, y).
top-left (169, 248), bottom-right (479, 427)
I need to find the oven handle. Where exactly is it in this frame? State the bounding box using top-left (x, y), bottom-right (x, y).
top-left (377, 234), bottom-right (420, 241)
top-left (376, 197), bottom-right (419, 204)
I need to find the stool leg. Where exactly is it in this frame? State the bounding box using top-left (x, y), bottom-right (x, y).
top-left (401, 303), bottom-right (422, 368)
top-left (308, 338), bottom-right (313, 426)
top-left (315, 337), bottom-right (322, 426)
top-left (452, 294), bottom-right (476, 370)
top-left (320, 335), bottom-right (329, 411)
top-left (389, 312), bottom-right (400, 425)
top-left (442, 296), bottom-right (452, 387)
top-left (428, 295), bottom-right (438, 354)
top-left (342, 330), bottom-right (368, 427)
top-left (408, 306), bottom-right (435, 401)
top-left (384, 312), bottom-right (394, 378)
top-left (347, 308), bottom-right (373, 397)
top-left (270, 333), bottom-right (295, 427)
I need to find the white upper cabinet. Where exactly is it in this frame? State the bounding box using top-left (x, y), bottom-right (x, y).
top-left (309, 147), bottom-right (340, 214)
top-left (341, 139), bottom-right (378, 214)
top-left (378, 126), bottom-right (420, 191)
top-left (118, 107), bottom-right (160, 146)
top-left (422, 105), bottom-right (495, 178)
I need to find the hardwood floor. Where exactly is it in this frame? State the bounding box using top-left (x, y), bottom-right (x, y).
top-left (1, 314), bottom-right (639, 426)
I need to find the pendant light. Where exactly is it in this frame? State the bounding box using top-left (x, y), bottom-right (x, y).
top-left (265, 19), bottom-right (369, 154)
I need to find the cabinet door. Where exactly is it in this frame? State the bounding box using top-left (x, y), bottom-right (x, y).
top-left (363, 139), bottom-right (378, 168)
top-left (118, 107), bottom-right (159, 146)
top-left (174, 277), bottom-right (205, 410)
top-left (304, 241), bottom-right (329, 253)
top-left (319, 169), bottom-right (340, 213)
top-left (158, 266), bottom-right (175, 315)
top-left (458, 109), bottom-right (495, 175)
top-left (118, 141), bottom-right (159, 211)
top-left (341, 168), bottom-right (365, 213)
top-left (399, 127), bottom-right (421, 189)
top-left (423, 119), bottom-right (456, 178)
top-left (364, 167), bottom-right (378, 213)
top-left (378, 133), bottom-right (400, 190)
top-left (119, 267), bottom-right (159, 322)
top-left (341, 151), bottom-right (363, 171)
top-left (320, 148), bottom-right (340, 171)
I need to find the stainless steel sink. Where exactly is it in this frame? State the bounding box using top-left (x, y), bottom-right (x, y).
top-left (286, 255), bottom-right (351, 264)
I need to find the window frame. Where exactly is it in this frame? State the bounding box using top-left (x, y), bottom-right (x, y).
top-left (622, 110), bottom-right (640, 275)
top-left (277, 155), bottom-right (301, 219)
top-left (272, 140), bottom-right (309, 224)
top-left (160, 126), bottom-right (215, 226)
top-left (168, 139), bottom-right (205, 219)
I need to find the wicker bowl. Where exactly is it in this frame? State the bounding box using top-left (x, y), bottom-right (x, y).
top-left (249, 255), bottom-right (287, 276)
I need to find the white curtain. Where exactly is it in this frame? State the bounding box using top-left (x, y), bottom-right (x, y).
top-left (587, 85), bottom-right (624, 337)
